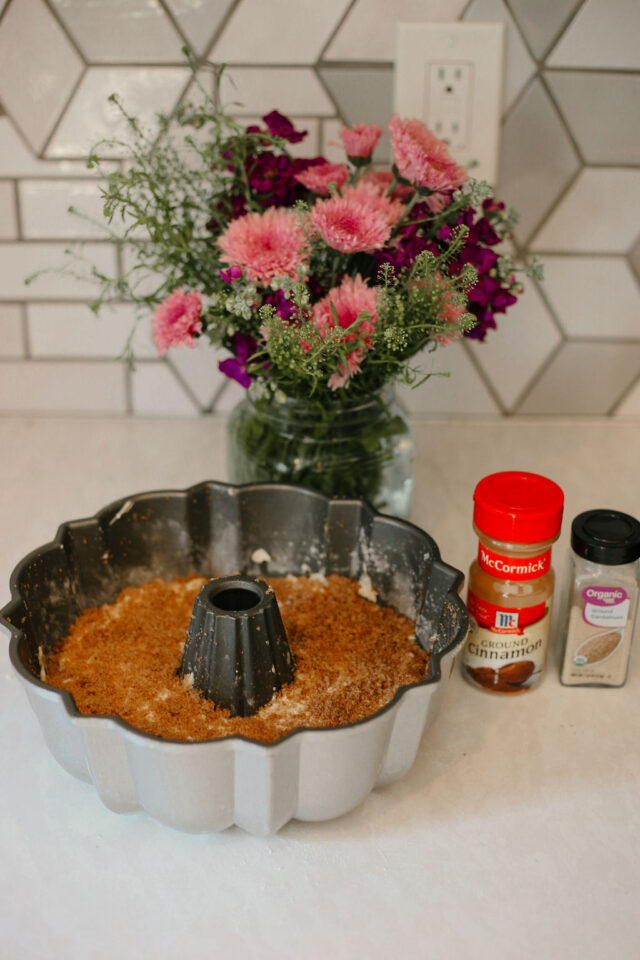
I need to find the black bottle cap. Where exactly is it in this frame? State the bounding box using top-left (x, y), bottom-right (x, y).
top-left (571, 510), bottom-right (640, 565)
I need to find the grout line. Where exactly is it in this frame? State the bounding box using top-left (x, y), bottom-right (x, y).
top-left (541, 64), bottom-right (640, 75)
top-left (313, 69), bottom-right (346, 124)
top-left (511, 337), bottom-right (565, 413)
top-left (461, 339), bottom-right (507, 414)
top-left (12, 178), bottom-right (21, 238)
top-left (316, 60), bottom-right (394, 71)
top-left (537, 0), bottom-right (589, 64)
top-left (521, 163), bottom-right (582, 249)
top-left (500, 73), bottom-right (537, 126)
top-left (538, 70), bottom-right (586, 164)
top-left (609, 370), bottom-right (640, 416)
top-left (124, 361), bottom-right (133, 415)
top-left (209, 379), bottom-right (229, 415)
top-left (40, 0), bottom-right (88, 63)
top-left (316, 0), bottom-right (358, 63)
top-left (164, 355), bottom-right (206, 413)
top-left (202, 0), bottom-right (242, 63)
top-left (501, 0), bottom-right (541, 67)
top-left (38, 66), bottom-right (87, 160)
top-left (528, 250), bottom-right (633, 259)
top-left (21, 302), bottom-right (30, 359)
top-left (155, 0), bottom-right (191, 49)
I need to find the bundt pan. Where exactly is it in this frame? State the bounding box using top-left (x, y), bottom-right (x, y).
top-left (1, 482), bottom-right (467, 835)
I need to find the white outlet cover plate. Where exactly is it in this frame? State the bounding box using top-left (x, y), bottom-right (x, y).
top-left (395, 22), bottom-right (505, 185)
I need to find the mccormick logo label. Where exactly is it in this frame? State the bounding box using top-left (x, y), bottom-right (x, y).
top-left (495, 610), bottom-right (519, 629)
top-left (478, 544), bottom-right (551, 581)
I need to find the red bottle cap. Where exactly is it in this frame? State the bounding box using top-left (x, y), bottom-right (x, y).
top-left (473, 471), bottom-right (564, 543)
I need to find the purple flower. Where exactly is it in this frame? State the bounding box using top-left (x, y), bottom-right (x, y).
top-left (218, 333), bottom-right (258, 388)
top-left (262, 110), bottom-right (307, 143)
top-left (219, 265), bottom-right (243, 283)
top-left (264, 289), bottom-right (298, 321)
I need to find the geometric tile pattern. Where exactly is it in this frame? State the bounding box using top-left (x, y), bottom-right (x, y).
top-left (0, 0), bottom-right (637, 417)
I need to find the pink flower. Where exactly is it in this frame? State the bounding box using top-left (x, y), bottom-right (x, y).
top-left (339, 123), bottom-right (382, 159)
top-left (309, 192), bottom-right (392, 254)
top-left (388, 114), bottom-right (468, 192)
top-left (295, 162), bottom-right (350, 195)
top-left (313, 274), bottom-right (378, 389)
top-left (343, 182), bottom-right (404, 230)
top-left (218, 207), bottom-right (309, 285)
top-left (152, 288), bottom-right (202, 355)
top-left (359, 168), bottom-right (414, 202)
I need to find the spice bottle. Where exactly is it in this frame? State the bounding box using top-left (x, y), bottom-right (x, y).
top-left (462, 471), bottom-right (564, 695)
top-left (559, 510), bottom-right (640, 687)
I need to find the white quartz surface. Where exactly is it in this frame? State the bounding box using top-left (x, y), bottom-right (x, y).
top-left (1, 416), bottom-right (639, 960)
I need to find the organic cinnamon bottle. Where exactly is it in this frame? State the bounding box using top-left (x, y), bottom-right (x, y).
top-left (462, 471), bottom-right (564, 695)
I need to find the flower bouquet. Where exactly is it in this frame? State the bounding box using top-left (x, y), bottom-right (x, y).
top-left (75, 68), bottom-right (538, 516)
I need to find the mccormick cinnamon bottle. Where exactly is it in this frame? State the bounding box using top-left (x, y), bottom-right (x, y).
top-left (462, 471), bottom-right (564, 695)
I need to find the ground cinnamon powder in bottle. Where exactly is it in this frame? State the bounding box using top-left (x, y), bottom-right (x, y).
top-left (462, 471), bottom-right (564, 695)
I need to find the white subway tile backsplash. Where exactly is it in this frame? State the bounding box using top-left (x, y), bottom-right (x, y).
top-left (50, 0), bottom-right (184, 63)
top-left (46, 67), bottom-right (191, 159)
top-left (398, 342), bottom-right (499, 415)
top-left (547, 0), bottom-right (640, 70)
top-left (27, 303), bottom-right (154, 359)
top-left (0, 360), bottom-right (127, 414)
top-left (324, 0), bottom-right (468, 62)
top-left (0, 118), bottom-right (115, 178)
top-left (19, 181), bottom-right (107, 240)
top-left (219, 68), bottom-right (334, 117)
top-left (131, 361), bottom-right (199, 416)
top-left (468, 280), bottom-right (562, 411)
top-left (0, 305), bottom-right (25, 358)
top-left (0, 0), bottom-right (84, 154)
top-left (168, 340), bottom-right (229, 409)
top-left (0, 243), bottom-right (117, 300)
top-left (211, 0), bottom-right (351, 64)
top-left (0, 182), bottom-right (18, 240)
top-left (541, 256), bottom-right (640, 339)
top-left (532, 169), bottom-right (640, 253)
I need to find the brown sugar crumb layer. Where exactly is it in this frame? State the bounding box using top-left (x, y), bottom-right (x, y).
top-left (45, 574), bottom-right (428, 743)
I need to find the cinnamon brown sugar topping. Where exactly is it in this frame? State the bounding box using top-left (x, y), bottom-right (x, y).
top-left (45, 574), bottom-right (428, 743)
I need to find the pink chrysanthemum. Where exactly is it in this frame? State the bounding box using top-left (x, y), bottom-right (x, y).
top-left (218, 207), bottom-right (309, 285)
top-left (309, 192), bottom-right (392, 254)
top-left (295, 162), bottom-right (350, 196)
top-left (152, 288), bottom-right (203, 355)
top-left (388, 114), bottom-right (468, 192)
top-left (358, 168), bottom-right (414, 202)
top-left (313, 274), bottom-right (378, 390)
top-left (339, 123), bottom-right (382, 159)
top-left (343, 182), bottom-right (404, 229)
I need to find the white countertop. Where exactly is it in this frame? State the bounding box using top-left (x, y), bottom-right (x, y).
top-left (1, 415), bottom-right (639, 960)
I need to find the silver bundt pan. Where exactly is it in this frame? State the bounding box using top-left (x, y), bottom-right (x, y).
top-left (1, 481), bottom-right (467, 835)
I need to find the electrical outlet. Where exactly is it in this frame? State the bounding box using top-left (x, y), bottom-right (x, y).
top-left (395, 22), bottom-right (505, 184)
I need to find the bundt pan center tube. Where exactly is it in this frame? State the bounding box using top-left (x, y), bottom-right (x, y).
top-left (1, 481), bottom-right (468, 835)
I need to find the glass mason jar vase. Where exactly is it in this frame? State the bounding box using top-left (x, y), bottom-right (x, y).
top-left (226, 386), bottom-right (414, 518)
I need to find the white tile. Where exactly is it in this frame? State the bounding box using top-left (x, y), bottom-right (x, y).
top-left (19, 181), bottom-right (109, 240)
top-left (50, 0), bottom-right (183, 63)
top-left (0, 242), bottom-right (117, 299)
top-left (614, 379), bottom-right (640, 417)
top-left (0, 117), bottom-right (117, 178)
top-left (0, 182), bottom-right (17, 239)
top-left (131, 361), bottom-right (199, 416)
top-left (168, 340), bottom-right (229, 409)
top-left (164, 0), bottom-right (235, 56)
top-left (0, 0), bottom-right (84, 154)
top-left (518, 342), bottom-right (640, 415)
top-left (0, 360), bottom-right (127, 414)
top-left (325, 0), bottom-right (468, 61)
top-left (27, 302), bottom-right (155, 359)
top-left (0, 305), bottom-right (24, 358)
top-left (467, 279), bottom-right (562, 410)
top-left (548, 0), bottom-right (640, 69)
top-left (232, 116), bottom-right (320, 157)
top-left (212, 378), bottom-right (244, 413)
top-left (212, 0), bottom-right (350, 64)
top-left (542, 256), bottom-right (640, 339)
top-left (321, 119), bottom-right (347, 163)
top-left (463, 0), bottom-right (536, 111)
top-left (531, 169), bottom-right (640, 254)
top-left (219, 68), bottom-right (334, 117)
top-left (397, 341), bottom-right (499, 415)
top-left (46, 67), bottom-right (190, 159)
